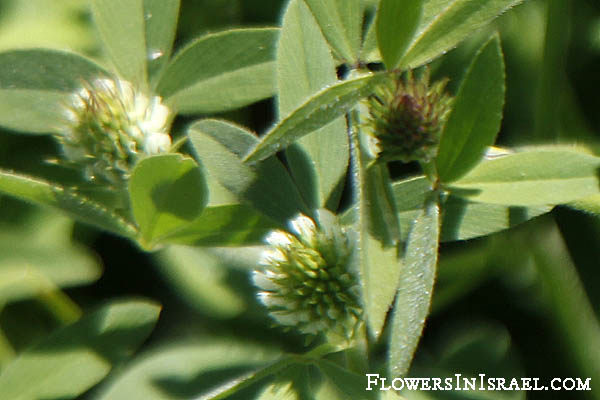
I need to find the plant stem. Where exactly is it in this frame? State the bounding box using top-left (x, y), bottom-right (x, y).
top-left (534, 0), bottom-right (570, 140)
top-left (531, 221), bottom-right (600, 400)
top-left (37, 287), bottom-right (82, 325)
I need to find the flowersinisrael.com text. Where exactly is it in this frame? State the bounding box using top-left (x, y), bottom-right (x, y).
top-left (365, 374), bottom-right (591, 392)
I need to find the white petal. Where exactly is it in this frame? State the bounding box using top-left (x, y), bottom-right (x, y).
top-left (95, 78), bottom-right (116, 94)
top-left (265, 231), bottom-right (292, 247)
top-left (144, 133), bottom-right (171, 154)
top-left (252, 270), bottom-right (278, 291)
top-left (259, 293), bottom-right (289, 308)
top-left (127, 126), bottom-right (144, 140)
top-left (116, 78), bottom-right (135, 103)
top-left (289, 214), bottom-right (316, 239)
top-left (133, 94), bottom-right (150, 120)
top-left (150, 100), bottom-right (169, 128)
top-left (271, 311), bottom-right (300, 326)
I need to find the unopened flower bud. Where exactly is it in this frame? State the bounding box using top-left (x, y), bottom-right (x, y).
top-left (365, 70), bottom-right (453, 163)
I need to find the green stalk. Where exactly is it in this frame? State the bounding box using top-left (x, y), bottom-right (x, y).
top-left (531, 222), bottom-right (600, 399)
top-left (534, 0), bottom-right (570, 140)
top-left (37, 287), bottom-right (82, 325)
top-left (0, 327), bottom-right (15, 367)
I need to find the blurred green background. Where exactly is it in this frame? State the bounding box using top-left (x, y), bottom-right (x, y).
top-left (0, 0), bottom-right (599, 399)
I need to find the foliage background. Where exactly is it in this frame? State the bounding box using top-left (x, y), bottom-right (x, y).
top-left (0, 0), bottom-right (599, 399)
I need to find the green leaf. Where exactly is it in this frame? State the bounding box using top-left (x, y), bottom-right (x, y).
top-left (316, 360), bottom-right (376, 399)
top-left (0, 299), bottom-right (160, 400)
top-left (0, 0), bottom-right (95, 53)
top-left (437, 36), bottom-right (505, 183)
top-left (303, 0), bottom-right (363, 62)
top-left (401, 0), bottom-right (524, 68)
top-left (91, 0), bottom-right (147, 86)
top-left (96, 340), bottom-right (275, 400)
top-left (245, 73), bottom-right (386, 163)
top-left (0, 213), bottom-right (101, 304)
top-left (376, 0), bottom-right (423, 70)
top-left (129, 154), bottom-right (208, 249)
top-left (437, 35), bottom-right (505, 183)
top-left (350, 122), bottom-right (402, 337)
top-left (161, 204), bottom-right (278, 247)
top-left (144, 0), bottom-right (180, 82)
top-left (156, 246), bottom-right (246, 318)
top-left (0, 244), bottom-right (100, 305)
top-left (188, 119), bottom-right (308, 225)
top-left (257, 381), bottom-right (299, 400)
top-left (257, 365), bottom-right (317, 400)
top-left (0, 170), bottom-right (137, 237)
top-left (389, 195), bottom-right (440, 378)
top-left (0, 49), bottom-right (107, 133)
top-left (366, 164), bottom-right (402, 245)
top-left (568, 194), bottom-right (600, 216)
top-left (360, 17), bottom-right (379, 62)
top-left (393, 176), bottom-right (550, 242)
top-left (156, 28), bottom-right (278, 114)
top-left (278, 0), bottom-right (349, 210)
top-left (92, 0), bottom-right (180, 85)
top-left (196, 357), bottom-right (295, 400)
top-left (449, 147), bottom-right (600, 206)
top-left (440, 197), bottom-right (550, 242)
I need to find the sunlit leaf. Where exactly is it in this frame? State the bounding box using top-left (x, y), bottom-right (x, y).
top-left (389, 195), bottom-right (440, 378)
top-left (245, 73), bottom-right (386, 163)
top-left (129, 154), bottom-right (208, 249)
top-left (0, 300), bottom-right (161, 400)
top-left (278, 0), bottom-right (349, 210)
top-left (188, 119), bottom-right (308, 225)
top-left (350, 123), bottom-right (402, 337)
top-left (316, 360), bottom-right (377, 399)
top-left (157, 28), bottom-right (278, 113)
top-left (449, 147), bottom-right (600, 205)
top-left (401, 0), bottom-right (524, 68)
top-left (257, 381), bottom-right (299, 400)
top-left (303, 0), bottom-right (363, 62)
top-left (0, 169), bottom-right (137, 237)
top-left (393, 176), bottom-right (550, 242)
top-left (376, 0), bottom-right (423, 69)
top-left (437, 35), bottom-right (505, 183)
top-left (144, 0), bottom-right (180, 81)
top-left (0, 49), bottom-right (107, 133)
top-left (0, 243), bottom-right (100, 304)
top-left (0, 0), bottom-right (94, 52)
top-left (95, 340), bottom-right (278, 400)
top-left (162, 204), bottom-right (277, 247)
top-left (568, 194), bottom-right (600, 216)
top-left (91, 0), bottom-right (147, 86)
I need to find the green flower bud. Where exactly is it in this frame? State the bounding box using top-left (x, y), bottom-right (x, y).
top-left (253, 210), bottom-right (362, 339)
top-left (57, 77), bottom-right (172, 187)
top-left (365, 70), bottom-right (453, 163)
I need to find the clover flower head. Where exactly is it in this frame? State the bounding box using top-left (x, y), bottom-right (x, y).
top-left (58, 76), bottom-right (172, 186)
top-left (253, 210), bottom-right (361, 339)
top-left (365, 69), bottom-right (453, 163)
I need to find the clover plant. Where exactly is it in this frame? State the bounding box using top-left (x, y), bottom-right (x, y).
top-left (0, 0), bottom-right (599, 399)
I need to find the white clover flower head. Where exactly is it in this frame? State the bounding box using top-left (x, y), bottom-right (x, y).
top-left (57, 76), bottom-right (172, 186)
top-left (253, 210), bottom-right (361, 339)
